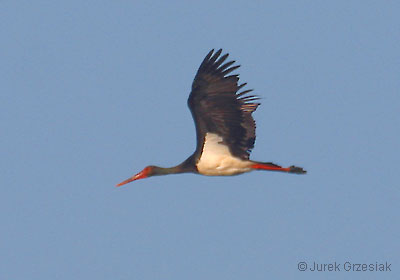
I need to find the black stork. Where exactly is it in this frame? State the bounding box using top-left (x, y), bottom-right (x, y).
top-left (116, 49), bottom-right (306, 187)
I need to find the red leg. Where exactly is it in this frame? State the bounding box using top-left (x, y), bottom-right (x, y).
top-left (251, 162), bottom-right (306, 174)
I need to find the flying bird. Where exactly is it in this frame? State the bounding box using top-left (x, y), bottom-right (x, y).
top-left (116, 49), bottom-right (306, 186)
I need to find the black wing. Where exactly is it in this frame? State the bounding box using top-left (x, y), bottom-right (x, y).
top-left (188, 49), bottom-right (260, 160)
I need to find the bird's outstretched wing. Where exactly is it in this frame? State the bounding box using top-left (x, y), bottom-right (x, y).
top-left (188, 49), bottom-right (260, 160)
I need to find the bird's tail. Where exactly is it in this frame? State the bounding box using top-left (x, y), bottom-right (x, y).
top-left (251, 162), bottom-right (306, 174)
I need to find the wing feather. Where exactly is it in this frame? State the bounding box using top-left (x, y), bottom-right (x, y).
top-left (188, 49), bottom-right (260, 160)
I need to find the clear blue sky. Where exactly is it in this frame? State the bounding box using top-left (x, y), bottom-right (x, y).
top-left (1, 1), bottom-right (399, 279)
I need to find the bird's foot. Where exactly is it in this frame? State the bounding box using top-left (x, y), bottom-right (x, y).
top-left (289, 165), bottom-right (307, 174)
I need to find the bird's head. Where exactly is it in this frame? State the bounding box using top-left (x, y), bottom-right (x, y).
top-left (116, 165), bottom-right (157, 187)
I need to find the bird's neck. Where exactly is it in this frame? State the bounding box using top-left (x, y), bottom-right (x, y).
top-left (151, 155), bottom-right (196, 176)
top-left (152, 165), bottom-right (185, 176)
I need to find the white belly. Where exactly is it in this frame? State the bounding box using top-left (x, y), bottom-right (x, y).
top-left (196, 133), bottom-right (252, 176)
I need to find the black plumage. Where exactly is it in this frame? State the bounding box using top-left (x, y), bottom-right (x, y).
top-left (188, 49), bottom-right (260, 161)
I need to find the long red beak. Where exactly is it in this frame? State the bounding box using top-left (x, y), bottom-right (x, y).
top-left (116, 170), bottom-right (147, 187)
